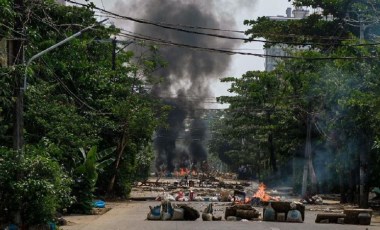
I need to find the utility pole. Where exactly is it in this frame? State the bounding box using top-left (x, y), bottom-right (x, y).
top-left (358, 16), bottom-right (370, 209)
top-left (8, 0), bottom-right (24, 225)
top-left (345, 11), bottom-right (377, 208)
top-left (9, 0), bottom-right (25, 153)
top-left (112, 37), bottom-right (116, 71)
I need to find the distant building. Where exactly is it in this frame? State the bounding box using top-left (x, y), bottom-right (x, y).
top-left (264, 7), bottom-right (309, 72)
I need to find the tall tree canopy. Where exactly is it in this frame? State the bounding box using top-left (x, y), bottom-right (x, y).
top-left (0, 0), bottom-right (169, 223)
top-left (211, 0), bottom-right (380, 208)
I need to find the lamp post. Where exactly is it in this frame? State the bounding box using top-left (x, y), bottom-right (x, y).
top-left (15, 19), bottom-right (108, 152)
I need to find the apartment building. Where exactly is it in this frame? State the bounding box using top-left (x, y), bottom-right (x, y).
top-left (264, 7), bottom-right (309, 72)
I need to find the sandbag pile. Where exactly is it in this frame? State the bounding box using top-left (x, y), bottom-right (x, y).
top-left (262, 202), bottom-right (303, 223)
top-left (224, 204), bottom-right (260, 221)
top-left (201, 203), bottom-right (222, 221)
top-left (147, 201), bottom-right (200, 221)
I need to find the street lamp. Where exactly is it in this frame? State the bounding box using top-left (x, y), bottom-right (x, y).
top-left (15, 19), bottom-right (108, 152)
top-left (23, 18), bottom-right (108, 90)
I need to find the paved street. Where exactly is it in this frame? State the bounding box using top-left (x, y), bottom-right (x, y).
top-left (62, 201), bottom-right (380, 230)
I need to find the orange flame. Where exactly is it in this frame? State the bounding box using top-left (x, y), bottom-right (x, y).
top-left (253, 183), bottom-right (272, 202)
top-left (179, 168), bottom-right (186, 176)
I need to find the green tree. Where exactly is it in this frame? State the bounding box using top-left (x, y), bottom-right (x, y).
top-left (0, 146), bottom-right (72, 226)
top-left (242, 0), bottom-right (380, 207)
top-left (19, 0), bottom-right (168, 200)
top-left (0, 1), bottom-right (168, 223)
top-left (214, 71), bottom-right (297, 181)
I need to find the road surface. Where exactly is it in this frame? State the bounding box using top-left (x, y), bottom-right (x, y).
top-left (62, 201), bottom-right (380, 230)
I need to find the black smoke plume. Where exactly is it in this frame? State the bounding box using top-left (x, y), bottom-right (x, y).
top-left (113, 0), bottom-right (254, 172)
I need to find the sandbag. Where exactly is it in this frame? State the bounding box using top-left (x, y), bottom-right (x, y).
top-left (202, 213), bottom-right (213, 221)
top-left (236, 210), bottom-right (260, 220)
top-left (171, 208), bottom-right (184, 220)
top-left (149, 205), bottom-right (161, 217)
top-left (177, 204), bottom-right (200, 221)
top-left (147, 212), bottom-right (161, 220)
top-left (225, 206), bottom-right (237, 219)
top-left (161, 212), bottom-right (171, 221)
top-left (234, 204), bottom-right (253, 210)
top-left (203, 203), bottom-right (213, 214)
top-left (287, 209), bottom-right (302, 222)
top-left (263, 202), bottom-right (276, 221)
top-left (161, 201), bottom-right (173, 220)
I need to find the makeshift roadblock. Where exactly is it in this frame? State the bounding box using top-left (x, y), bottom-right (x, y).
top-left (315, 208), bottom-right (373, 225)
top-left (147, 201), bottom-right (200, 221)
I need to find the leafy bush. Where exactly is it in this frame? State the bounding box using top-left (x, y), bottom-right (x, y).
top-left (0, 147), bottom-right (73, 226)
top-left (69, 147), bottom-right (99, 214)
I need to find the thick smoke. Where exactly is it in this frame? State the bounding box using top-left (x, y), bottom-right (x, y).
top-left (113, 0), bottom-right (255, 172)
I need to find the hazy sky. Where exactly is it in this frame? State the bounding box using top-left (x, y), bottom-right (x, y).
top-left (69, 0), bottom-right (294, 105)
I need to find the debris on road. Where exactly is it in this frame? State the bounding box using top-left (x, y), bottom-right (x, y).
top-left (315, 208), bottom-right (373, 225)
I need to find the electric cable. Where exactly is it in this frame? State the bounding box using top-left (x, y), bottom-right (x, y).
top-left (117, 30), bottom-right (379, 60)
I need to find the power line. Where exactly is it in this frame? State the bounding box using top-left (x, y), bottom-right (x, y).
top-left (23, 0), bottom-right (378, 51)
top-left (66, 0), bottom-right (347, 47)
top-left (117, 30), bottom-right (379, 60)
top-left (100, 0), bottom-right (105, 11)
top-left (67, 0), bottom-right (380, 49)
top-left (39, 57), bottom-right (107, 114)
top-left (67, 0), bottom-right (246, 34)
top-left (94, 11), bottom-right (354, 42)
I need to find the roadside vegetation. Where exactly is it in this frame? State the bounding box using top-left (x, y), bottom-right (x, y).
top-left (209, 0), bottom-right (380, 209)
top-left (0, 0), bottom-right (169, 226)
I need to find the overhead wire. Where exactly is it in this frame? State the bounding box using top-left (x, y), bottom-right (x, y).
top-left (67, 0), bottom-right (246, 34)
top-left (65, 0), bottom-right (352, 47)
top-left (39, 56), bottom-right (111, 115)
top-left (93, 11), bottom-right (355, 42)
top-left (117, 30), bottom-right (379, 60)
top-left (65, 0), bottom-right (380, 50)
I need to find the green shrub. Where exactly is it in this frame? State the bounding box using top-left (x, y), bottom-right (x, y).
top-left (0, 147), bottom-right (73, 226)
top-left (69, 146), bottom-right (98, 214)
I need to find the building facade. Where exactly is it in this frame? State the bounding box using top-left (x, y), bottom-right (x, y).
top-left (264, 7), bottom-right (309, 72)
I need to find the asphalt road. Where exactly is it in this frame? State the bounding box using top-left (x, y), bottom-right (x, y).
top-left (62, 201), bottom-right (380, 230)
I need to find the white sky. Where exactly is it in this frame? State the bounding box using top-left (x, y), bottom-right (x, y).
top-left (68, 0), bottom-right (293, 106)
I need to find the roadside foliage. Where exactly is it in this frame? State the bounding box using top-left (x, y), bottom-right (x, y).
top-left (0, 0), bottom-right (168, 224)
top-left (210, 0), bottom-right (380, 208)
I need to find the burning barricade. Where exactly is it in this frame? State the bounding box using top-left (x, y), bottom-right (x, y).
top-left (227, 182), bottom-right (304, 223)
top-left (255, 185), bottom-right (304, 223)
top-left (250, 183), bottom-right (280, 205)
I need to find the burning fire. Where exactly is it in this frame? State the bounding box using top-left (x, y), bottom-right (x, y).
top-left (176, 168), bottom-right (196, 176)
top-left (175, 168), bottom-right (198, 177)
top-left (253, 183), bottom-right (279, 202)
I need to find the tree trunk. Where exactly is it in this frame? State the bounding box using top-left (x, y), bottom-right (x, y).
top-left (339, 173), bottom-right (347, 203)
top-left (9, 0), bottom-right (25, 225)
top-left (292, 153), bottom-right (297, 192)
top-left (9, 0), bottom-right (25, 152)
top-left (301, 115), bottom-right (312, 196)
top-left (308, 157), bottom-right (318, 194)
top-left (107, 129), bottom-right (128, 194)
top-left (267, 111), bottom-right (277, 173)
top-left (268, 132), bottom-right (277, 173)
top-left (359, 137), bottom-right (369, 208)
